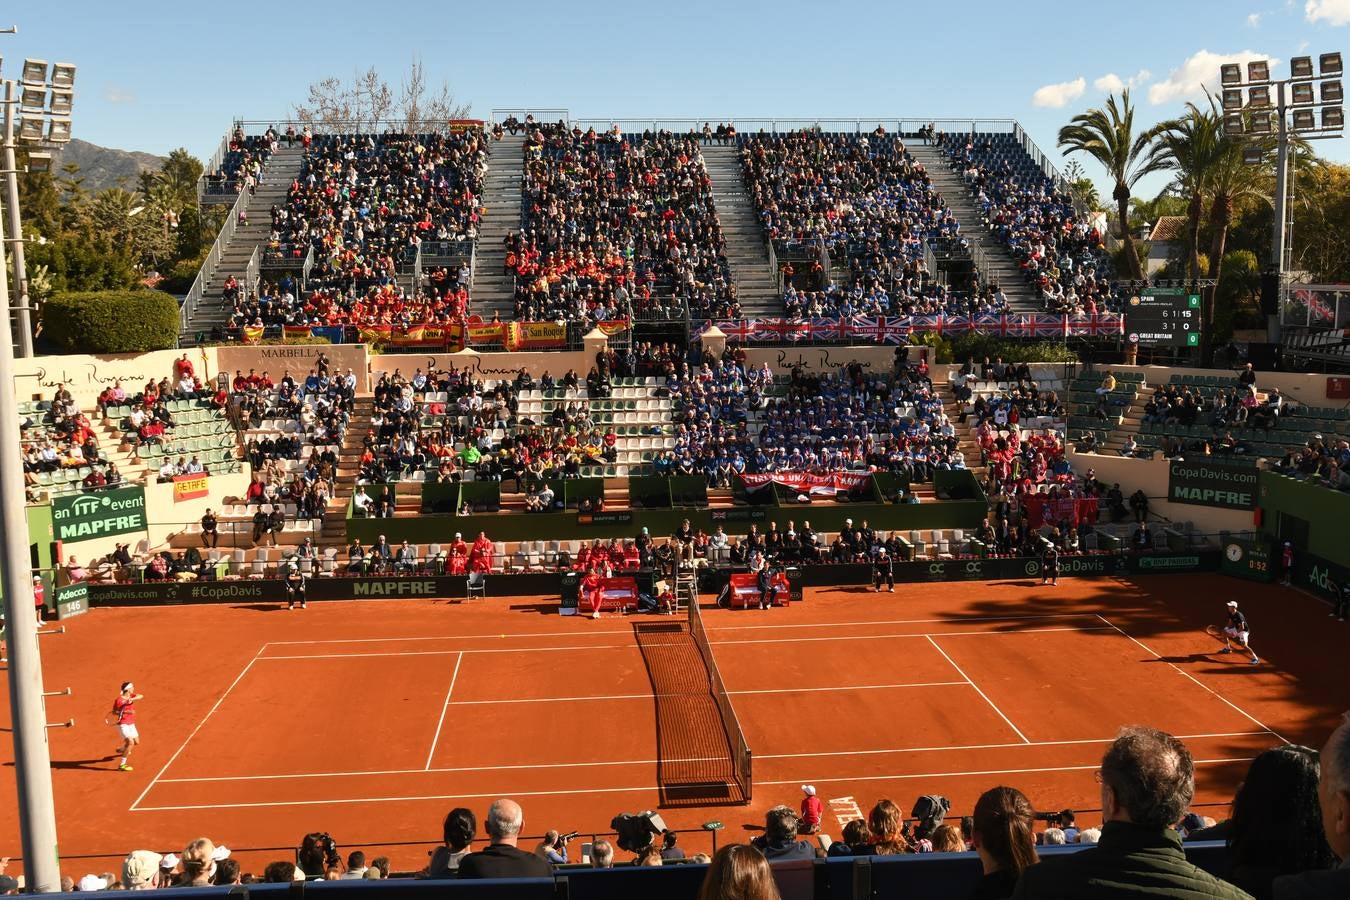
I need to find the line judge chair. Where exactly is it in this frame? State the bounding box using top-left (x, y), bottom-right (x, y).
top-left (466, 571), bottom-right (487, 601)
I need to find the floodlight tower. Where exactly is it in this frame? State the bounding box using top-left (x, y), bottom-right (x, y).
top-left (1219, 53), bottom-right (1344, 344)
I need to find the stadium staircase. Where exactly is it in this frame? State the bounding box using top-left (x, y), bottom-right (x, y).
top-left (700, 145), bottom-right (783, 318)
top-left (471, 134), bottom-right (527, 320)
top-left (320, 395), bottom-right (375, 547)
top-left (905, 144), bottom-right (1040, 314)
top-left (1064, 371), bottom-right (1146, 453)
top-left (179, 147), bottom-right (307, 345)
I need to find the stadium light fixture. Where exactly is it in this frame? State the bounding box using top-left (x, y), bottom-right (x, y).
top-left (1291, 56), bottom-right (1315, 79)
top-left (1248, 60), bottom-right (1271, 83)
top-left (1250, 112), bottom-right (1274, 133)
top-left (19, 58), bottom-right (45, 85)
top-left (1243, 145), bottom-right (1264, 165)
top-left (1248, 85), bottom-right (1272, 108)
top-left (1223, 88), bottom-right (1245, 110)
top-left (1292, 108), bottom-right (1317, 131)
top-left (1322, 52), bottom-right (1343, 76)
top-left (1221, 63), bottom-right (1243, 85)
top-left (25, 149), bottom-right (51, 172)
top-left (18, 84), bottom-right (44, 110)
top-left (1322, 80), bottom-right (1344, 103)
top-left (17, 114), bottom-right (43, 141)
top-left (1223, 111), bottom-right (1246, 135)
top-left (44, 117), bottom-right (71, 143)
top-left (49, 63), bottom-right (75, 90)
top-left (1291, 82), bottom-right (1315, 105)
top-left (48, 89), bottom-right (72, 116)
top-left (1326, 106), bottom-right (1345, 129)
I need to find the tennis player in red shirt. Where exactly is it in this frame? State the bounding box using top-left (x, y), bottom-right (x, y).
top-left (111, 682), bottom-right (144, 772)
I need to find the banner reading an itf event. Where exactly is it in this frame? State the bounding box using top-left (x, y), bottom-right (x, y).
top-left (1167, 460), bottom-right (1259, 510)
top-left (52, 486), bottom-right (147, 543)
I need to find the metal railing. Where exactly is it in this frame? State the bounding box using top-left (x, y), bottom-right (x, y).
top-left (243, 246), bottom-right (261, 296)
top-left (488, 108), bottom-right (570, 126)
top-left (180, 186), bottom-right (251, 337)
top-left (564, 117), bottom-right (1022, 137)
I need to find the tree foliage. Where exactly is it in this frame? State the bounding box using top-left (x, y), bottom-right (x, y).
top-left (43, 290), bottom-right (180, 353)
top-left (293, 58), bottom-right (472, 132)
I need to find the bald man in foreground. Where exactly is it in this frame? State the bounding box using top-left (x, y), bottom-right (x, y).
top-left (457, 799), bottom-right (554, 879)
top-left (1274, 714), bottom-right (1350, 899)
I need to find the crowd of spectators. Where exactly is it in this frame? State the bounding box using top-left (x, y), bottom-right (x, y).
top-left (33, 719), bottom-right (1348, 899)
top-left (20, 385), bottom-right (116, 500)
top-left (662, 346), bottom-right (961, 486)
top-left (358, 365), bottom-right (621, 488)
top-left (741, 129), bottom-right (973, 319)
top-left (234, 357), bottom-right (354, 529)
top-left (202, 124), bottom-right (276, 196)
top-left (228, 275), bottom-right (471, 333)
top-left (506, 123), bottom-right (738, 323)
top-left (937, 131), bottom-right (1121, 315)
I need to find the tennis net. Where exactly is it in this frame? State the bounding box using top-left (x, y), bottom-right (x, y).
top-left (687, 596), bottom-right (753, 802)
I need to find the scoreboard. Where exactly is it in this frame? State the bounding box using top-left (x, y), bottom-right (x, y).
top-left (1125, 289), bottom-right (1201, 348)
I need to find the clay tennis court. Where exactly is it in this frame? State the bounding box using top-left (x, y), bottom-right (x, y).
top-left (1, 572), bottom-right (1342, 876)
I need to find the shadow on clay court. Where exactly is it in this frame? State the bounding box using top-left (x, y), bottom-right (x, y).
top-left (987, 580), bottom-right (1042, 588)
top-left (508, 602), bottom-right (558, 615)
top-left (7, 755), bottom-right (118, 771)
top-left (228, 603), bottom-right (290, 613)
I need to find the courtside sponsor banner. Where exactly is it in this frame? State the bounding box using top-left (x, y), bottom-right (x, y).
top-left (52, 487), bottom-right (147, 543)
top-left (87, 573), bottom-right (564, 605)
top-left (172, 473), bottom-right (209, 502)
top-left (1168, 460), bottom-right (1259, 509)
top-left (54, 582), bottom-right (90, 620)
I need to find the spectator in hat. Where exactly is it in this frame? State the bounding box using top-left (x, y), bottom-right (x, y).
top-left (122, 851), bottom-right (163, 890)
top-left (78, 874), bottom-right (108, 892)
top-left (800, 785), bottom-right (823, 834)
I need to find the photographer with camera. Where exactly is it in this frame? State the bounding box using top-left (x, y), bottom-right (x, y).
top-left (297, 833), bottom-right (340, 879)
top-left (534, 830), bottom-right (578, 866)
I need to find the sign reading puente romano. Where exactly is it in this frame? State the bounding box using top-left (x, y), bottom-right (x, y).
top-left (52, 487), bottom-right (147, 543)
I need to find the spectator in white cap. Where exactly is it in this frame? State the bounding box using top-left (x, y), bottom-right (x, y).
top-left (78, 874), bottom-right (108, 892)
top-left (121, 851), bottom-right (162, 890)
top-left (800, 784), bottom-right (823, 834)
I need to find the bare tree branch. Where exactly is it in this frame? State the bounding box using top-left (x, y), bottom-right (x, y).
top-left (293, 59), bottom-right (472, 133)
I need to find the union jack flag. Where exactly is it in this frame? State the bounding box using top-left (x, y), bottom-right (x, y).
top-left (853, 317), bottom-right (901, 343)
top-left (1031, 315), bottom-right (1070, 338)
top-left (717, 320), bottom-right (755, 342)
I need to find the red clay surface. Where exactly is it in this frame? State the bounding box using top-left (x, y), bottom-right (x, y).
top-left (1, 573), bottom-right (1343, 877)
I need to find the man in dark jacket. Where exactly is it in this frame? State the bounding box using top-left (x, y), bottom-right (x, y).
top-left (749, 805), bottom-right (815, 861)
top-left (457, 799), bottom-right (553, 879)
top-left (1013, 726), bottom-right (1251, 898)
top-left (1273, 714), bottom-right (1350, 899)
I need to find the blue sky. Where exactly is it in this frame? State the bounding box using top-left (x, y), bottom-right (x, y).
top-left (10, 0), bottom-right (1350, 199)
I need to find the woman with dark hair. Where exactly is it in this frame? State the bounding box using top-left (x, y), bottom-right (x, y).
top-left (968, 786), bottom-right (1038, 900)
top-left (1224, 744), bottom-right (1334, 899)
top-left (697, 844), bottom-right (780, 900)
top-left (426, 807), bottom-right (477, 877)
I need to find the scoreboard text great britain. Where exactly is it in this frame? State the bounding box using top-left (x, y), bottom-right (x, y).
top-left (1125, 289), bottom-right (1202, 348)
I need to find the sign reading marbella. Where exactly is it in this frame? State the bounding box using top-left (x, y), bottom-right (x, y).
top-left (1167, 460), bottom-right (1259, 510)
top-left (52, 487), bottom-right (147, 543)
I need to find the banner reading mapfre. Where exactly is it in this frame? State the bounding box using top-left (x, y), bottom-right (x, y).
top-left (508, 321), bottom-right (567, 350)
top-left (172, 473), bottom-right (209, 502)
top-left (466, 322), bottom-right (507, 345)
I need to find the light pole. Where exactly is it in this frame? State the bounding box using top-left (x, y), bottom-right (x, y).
top-left (1219, 53), bottom-right (1344, 347)
top-left (0, 56), bottom-right (75, 357)
top-left (0, 47), bottom-right (73, 894)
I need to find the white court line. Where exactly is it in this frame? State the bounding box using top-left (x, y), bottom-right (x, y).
top-left (256, 625), bottom-right (1117, 661)
top-left (132, 757), bottom-right (1253, 812)
top-left (926, 634), bottom-right (1030, 744)
top-left (424, 652), bottom-right (462, 770)
top-left (1094, 614), bottom-right (1291, 745)
top-left (129, 650), bottom-right (263, 812)
top-left (259, 613), bottom-right (1101, 648)
top-left (153, 730), bottom-right (1277, 785)
top-left (446, 681), bottom-right (969, 705)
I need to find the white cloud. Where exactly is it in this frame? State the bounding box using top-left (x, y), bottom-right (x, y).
top-left (1247, 11), bottom-right (1263, 26)
top-left (1031, 77), bottom-right (1086, 108)
top-left (1147, 50), bottom-right (1276, 105)
top-left (1093, 69), bottom-right (1152, 94)
top-left (103, 86), bottom-right (136, 105)
top-left (1306, 0), bottom-right (1350, 24)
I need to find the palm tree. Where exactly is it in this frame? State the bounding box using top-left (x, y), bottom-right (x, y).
top-left (1155, 100), bottom-right (1223, 280)
top-left (1058, 90), bottom-right (1168, 280)
top-left (1203, 135), bottom-right (1274, 363)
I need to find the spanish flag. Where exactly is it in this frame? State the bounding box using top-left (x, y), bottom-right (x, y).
top-left (242, 325), bottom-right (264, 344)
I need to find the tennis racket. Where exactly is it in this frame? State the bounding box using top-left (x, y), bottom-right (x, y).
top-left (104, 711), bottom-right (121, 726)
top-left (1203, 624), bottom-right (1229, 643)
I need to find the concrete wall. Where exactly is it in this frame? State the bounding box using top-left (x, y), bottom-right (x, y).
top-left (144, 470), bottom-right (252, 549)
top-left (1066, 449), bottom-right (1259, 535)
top-left (217, 344), bottom-right (369, 390)
top-left (13, 348), bottom-right (197, 410)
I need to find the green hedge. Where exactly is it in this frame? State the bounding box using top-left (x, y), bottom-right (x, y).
top-left (43, 290), bottom-right (180, 353)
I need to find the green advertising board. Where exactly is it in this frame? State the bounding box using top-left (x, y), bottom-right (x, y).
top-left (52, 487), bottom-right (147, 544)
top-left (54, 582), bottom-right (90, 620)
top-left (1168, 460), bottom-right (1259, 510)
